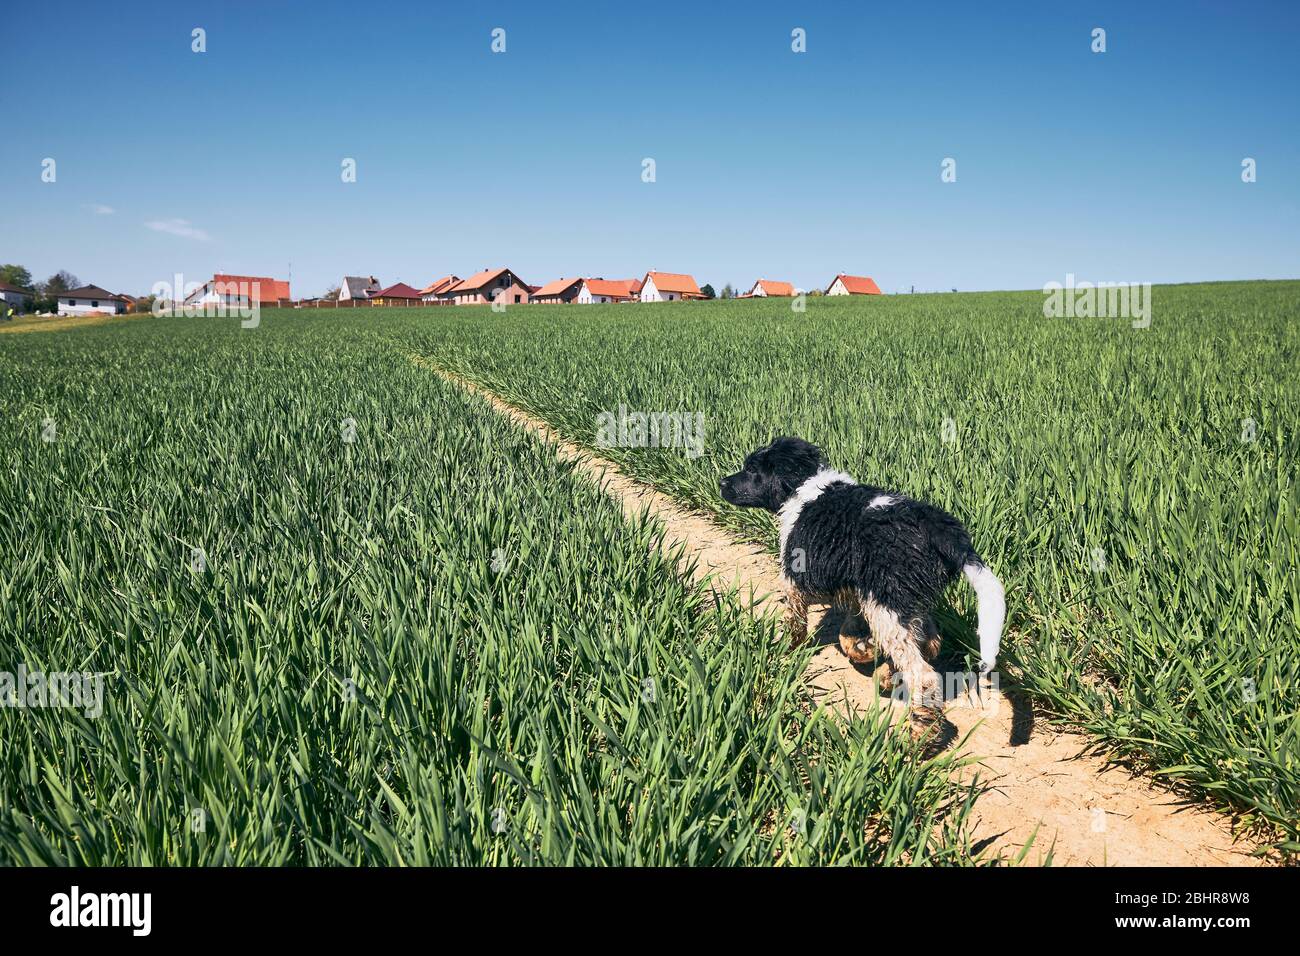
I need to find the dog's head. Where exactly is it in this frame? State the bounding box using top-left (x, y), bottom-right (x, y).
top-left (720, 436), bottom-right (824, 512)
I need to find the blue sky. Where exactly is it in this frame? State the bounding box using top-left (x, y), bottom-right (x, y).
top-left (2, 0), bottom-right (1297, 296)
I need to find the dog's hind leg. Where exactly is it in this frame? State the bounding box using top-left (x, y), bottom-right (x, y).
top-left (837, 607), bottom-right (876, 664)
top-left (920, 615), bottom-right (941, 662)
top-left (861, 596), bottom-right (944, 739)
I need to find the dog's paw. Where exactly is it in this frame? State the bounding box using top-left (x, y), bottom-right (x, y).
top-left (909, 706), bottom-right (948, 753)
top-left (873, 661), bottom-right (895, 693)
top-left (786, 620), bottom-right (809, 648)
top-left (838, 633), bottom-right (875, 664)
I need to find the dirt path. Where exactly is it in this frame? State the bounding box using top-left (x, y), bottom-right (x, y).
top-left (425, 361), bottom-right (1264, 866)
top-left (0, 313), bottom-right (147, 334)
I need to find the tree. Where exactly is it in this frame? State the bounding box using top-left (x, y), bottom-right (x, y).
top-left (0, 264), bottom-right (33, 289)
top-left (720, 283), bottom-right (734, 299)
top-left (700, 283), bottom-right (716, 299)
top-left (323, 285), bottom-right (341, 301)
top-left (40, 271), bottom-right (80, 295)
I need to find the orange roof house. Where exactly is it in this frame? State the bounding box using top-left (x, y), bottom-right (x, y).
top-left (576, 278), bottom-right (643, 304)
top-left (183, 274), bottom-right (291, 307)
top-left (446, 268), bottom-right (531, 306)
top-left (825, 274), bottom-right (882, 296)
top-left (742, 279), bottom-right (796, 298)
top-left (419, 275), bottom-right (461, 303)
top-left (531, 277), bottom-right (584, 304)
top-left (639, 271), bottom-right (703, 302)
top-left (370, 282), bottom-right (423, 306)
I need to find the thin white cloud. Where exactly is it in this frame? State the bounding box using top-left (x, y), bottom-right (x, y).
top-left (144, 218), bottom-right (211, 241)
top-left (86, 203), bottom-right (115, 215)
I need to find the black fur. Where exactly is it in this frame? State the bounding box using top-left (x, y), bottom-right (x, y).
top-left (720, 436), bottom-right (982, 623)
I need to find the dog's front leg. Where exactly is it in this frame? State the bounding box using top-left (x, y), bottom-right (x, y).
top-left (781, 577), bottom-right (810, 647)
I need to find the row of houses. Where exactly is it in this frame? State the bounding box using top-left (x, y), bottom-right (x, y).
top-left (331, 269), bottom-right (882, 306)
top-left (5, 268), bottom-right (883, 317)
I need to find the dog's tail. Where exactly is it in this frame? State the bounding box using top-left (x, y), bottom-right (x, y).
top-left (962, 557), bottom-right (1005, 673)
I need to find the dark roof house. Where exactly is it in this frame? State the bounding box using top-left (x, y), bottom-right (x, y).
top-left (342, 276), bottom-right (381, 300)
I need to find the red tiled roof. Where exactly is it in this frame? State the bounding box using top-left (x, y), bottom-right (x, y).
top-left (531, 277), bottom-right (583, 298)
top-left (753, 279), bottom-right (795, 296)
top-left (372, 282), bottom-right (423, 299)
top-left (419, 275), bottom-right (459, 296)
top-left (448, 268), bottom-right (512, 293)
top-left (211, 274), bottom-right (291, 302)
top-left (829, 274), bottom-right (881, 295)
top-left (643, 271), bottom-right (702, 296)
top-left (583, 278), bottom-right (641, 299)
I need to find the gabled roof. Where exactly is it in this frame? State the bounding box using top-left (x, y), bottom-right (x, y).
top-left (531, 277), bottom-right (584, 298)
top-left (372, 282), bottom-right (423, 299)
top-left (828, 274), bottom-right (881, 295)
top-left (419, 275), bottom-right (460, 296)
top-left (448, 268), bottom-right (513, 293)
top-left (343, 275), bottom-right (381, 298)
top-left (0, 281), bottom-right (33, 295)
top-left (209, 274), bottom-right (291, 302)
top-left (751, 279), bottom-right (795, 296)
top-left (61, 285), bottom-right (127, 301)
top-left (643, 271), bottom-right (702, 296)
top-left (582, 278), bottom-right (642, 298)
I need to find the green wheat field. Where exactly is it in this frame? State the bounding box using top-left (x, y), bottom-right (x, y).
top-left (2, 280), bottom-right (1297, 863)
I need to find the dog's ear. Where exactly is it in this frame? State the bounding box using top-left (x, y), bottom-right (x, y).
top-left (751, 436), bottom-right (824, 510)
top-left (768, 436), bottom-right (824, 473)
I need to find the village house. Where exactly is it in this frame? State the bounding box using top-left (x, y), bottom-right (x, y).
top-left (530, 277), bottom-right (583, 304)
top-left (576, 278), bottom-right (642, 304)
top-left (419, 275), bottom-right (460, 304)
top-left (741, 279), bottom-right (796, 298)
top-left (445, 268), bottom-right (531, 306)
top-left (0, 280), bottom-right (34, 314)
top-left (825, 274), bottom-right (882, 296)
top-left (639, 271), bottom-right (704, 302)
top-left (369, 282), bottom-right (423, 306)
top-left (183, 274), bottom-right (291, 309)
top-left (57, 285), bottom-right (130, 315)
top-left (340, 276), bottom-right (381, 301)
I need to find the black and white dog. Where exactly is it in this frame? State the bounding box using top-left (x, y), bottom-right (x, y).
top-left (720, 437), bottom-right (1005, 725)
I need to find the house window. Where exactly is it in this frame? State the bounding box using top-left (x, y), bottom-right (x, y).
top-left (91, 300), bottom-right (99, 307)
top-left (514, 294), bottom-right (521, 303)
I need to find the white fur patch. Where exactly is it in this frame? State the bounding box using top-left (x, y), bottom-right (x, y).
top-left (778, 468), bottom-right (856, 562)
top-left (867, 494), bottom-right (899, 509)
top-left (962, 561), bottom-right (1006, 673)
